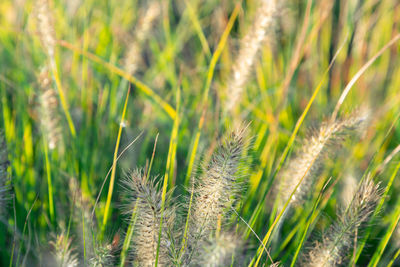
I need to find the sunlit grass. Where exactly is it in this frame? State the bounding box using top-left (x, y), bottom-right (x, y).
top-left (0, 0), bottom-right (400, 266)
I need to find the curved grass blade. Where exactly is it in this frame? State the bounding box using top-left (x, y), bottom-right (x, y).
top-left (331, 33), bottom-right (400, 121)
top-left (58, 40), bottom-right (176, 119)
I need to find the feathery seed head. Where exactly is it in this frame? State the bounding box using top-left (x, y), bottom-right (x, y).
top-left (305, 175), bottom-right (381, 267)
top-left (38, 66), bottom-right (63, 151)
top-left (345, 175), bottom-right (381, 226)
top-left (226, 0), bottom-right (279, 114)
top-left (49, 233), bottom-right (79, 267)
top-left (123, 1), bottom-right (160, 75)
top-left (197, 232), bottom-right (242, 267)
top-left (189, 127), bottom-right (248, 247)
top-left (279, 111), bottom-right (369, 210)
top-left (121, 169), bottom-right (174, 267)
top-left (88, 243), bottom-right (115, 267)
top-left (136, 1), bottom-right (160, 41)
top-left (65, 0), bottom-right (82, 17)
top-left (339, 173), bottom-right (358, 207)
top-left (35, 0), bottom-right (56, 58)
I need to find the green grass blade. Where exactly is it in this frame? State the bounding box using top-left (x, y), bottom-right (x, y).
top-left (245, 39), bottom-right (345, 247)
top-left (43, 139), bottom-right (54, 223)
top-left (155, 85), bottom-right (180, 267)
top-left (184, 0), bottom-right (211, 57)
top-left (119, 202), bottom-right (139, 267)
top-left (184, 3), bottom-right (240, 185)
top-left (49, 58), bottom-right (76, 137)
top-left (353, 157), bottom-right (400, 264)
top-left (387, 248), bottom-right (400, 267)
top-left (101, 87), bottom-right (130, 234)
top-left (58, 40), bottom-right (176, 119)
top-left (289, 178), bottom-right (331, 267)
top-left (179, 183), bottom-right (195, 260)
top-left (368, 198), bottom-right (400, 267)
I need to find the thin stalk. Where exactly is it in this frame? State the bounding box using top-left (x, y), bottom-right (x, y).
top-left (49, 58), bottom-right (76, 137)
top-left (290, 178), bottom-right (331, 267)
top-left (102, 87), bottom-right (130, 234)
top-left (155, 85), bottom-right (180, 266)
top-left (245, 38), bottom-right (346, 241)
top-left (58, 40), bottom-right (176, 119)
top-left (184, 3), bottom-right (241, 185)
top-left (368, 199), bottom-right (400, 267)
top-left (43, 139), bottom-right (54, 223)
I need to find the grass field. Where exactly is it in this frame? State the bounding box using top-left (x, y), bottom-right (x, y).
top-left (1, 0), bottom-right (400, 266)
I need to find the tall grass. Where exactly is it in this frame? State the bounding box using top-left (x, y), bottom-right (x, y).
top-left (1, 0), bottom-right (400, 266)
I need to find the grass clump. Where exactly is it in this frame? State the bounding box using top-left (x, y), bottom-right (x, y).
top-left (1, 0), bottom-right (400, 266)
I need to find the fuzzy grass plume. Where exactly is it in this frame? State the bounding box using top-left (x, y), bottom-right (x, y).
top-left (339, 173), bottom-right (358, 207)
top-left (304, 175), bottom-right (381, 267)
top-left (121, 169), bottom-right (175, 267)
top-left (38, 66), bottom-right (62, 150)
top-left (188, 128), bottom-right (247, 256)
top-left (35, 0), bottom-right (56, 58)
top-left (225, 0), bottom-right (278, 114)
top-left (48, 233), bottom-right (79, 267)
top-left (2, 0), bottom-right (400, 266)
top-left (279, 110), bottom-right (369, 210)
top-left (88, 243), bottom-right (115, 267)
top-left (197, 232), bottom-right (242, 267)
top-left (123, 1), bottom-right (160, 75)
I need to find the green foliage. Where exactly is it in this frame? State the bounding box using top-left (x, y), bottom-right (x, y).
top-left (0, 0), bottom-right (400, 266)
